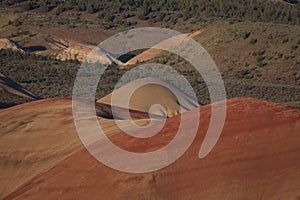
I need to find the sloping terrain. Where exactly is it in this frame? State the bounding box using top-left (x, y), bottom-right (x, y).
top-left (0, 73), bottom-right (41, 108)
top-left (95, 102), bottom-right (162, 120)
top-left (0, 98), bottom-right (151, 198)
top-left (0, 39), bottom-right (24, 53)
top-left (0, 73), bottom-right (40, 100)
top-left (51, 38), bottom-right (122, 63)
top-left (123, 29), bottom-right (205, 66)
top-left (0, 15), bottom-right (299, 109)
top-left (1, 98), bottom-right (299, 199)
top-left (98, 78), bottom-right (199, 118)
top-left (0, 91), bottom-right (31, 109)
top-left (0, 29), bottom-right (203, 64)
top-left (0, 1), bottom-right (299, 199)
top-left (0, 98), bottom-right (81, 197)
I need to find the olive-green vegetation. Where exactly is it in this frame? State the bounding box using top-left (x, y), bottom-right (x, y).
top-left (1, 0), bottom-right (300, 26)
top-left (156, 21), bottom-right (300, 106)
top-left (1, 44), bottom-right (299, 108)
top-left (152, 51), bottom-right (300, 106)
top-left (0, 49), bottom-right (78, 98)
top-left (0, 0), bottom-right (299, 108)
top-left (0, 49), bottom-right (127, 99)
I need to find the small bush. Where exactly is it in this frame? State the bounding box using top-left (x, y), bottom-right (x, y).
top-left (258, 62), bottom-right (267, 67)
top-left (105, 14), bottom-right (115, 22)
top-left (56, 6), bottom-right (65, 15)
top-left (98, 12), bottom-right (105, 19)
top-left (258, 50), bottom-right (266, 55)
top-left (23, 2), bottom-right (34, 10)
top-left (13, 19), bottom-right (22, 27)
top-left (243, 32), bottom-right (251, 39)
top-left (250, 38), bottom-right (257, 44)
top-left (256, 55), bottom-right (265, 62)
top-left (240, 69), bottom-right (250, 76)
top-left (291, 45), bottom-right (298, 50)
top-left (282, 38), bottom-right (289, 43)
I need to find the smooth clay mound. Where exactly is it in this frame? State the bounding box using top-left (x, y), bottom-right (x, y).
top-left (3, 98), bottom-right (300, 200)
top-left (0, 98), bottom-right (151, 198)
top-left (50, 37), bottom-right (123, 64)
top-left (98, 78), bottom-right (199, 118)
top-left (0, 98), bottom-right (82, 198)
top-left (123, 29), bottom-right (205, 66)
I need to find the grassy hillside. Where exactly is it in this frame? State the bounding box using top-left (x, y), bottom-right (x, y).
top-left (0, 1), bottom-right (299, 108)
top-left (1, 0), bottom-right (300, 25)
top-left (0, 91), bottom-right (32, 108)
top-left (141, 21), bottom-right (300, 106)
top-left (0, 20), bottom-right (299, 108)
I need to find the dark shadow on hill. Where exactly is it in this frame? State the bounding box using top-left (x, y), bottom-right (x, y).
top-left (118, 53), bottom-right (136, 63)
top-left (0, 75), bottom-right (42, 100)
top-left (0, 102), bottom-right (16, 109)
top-left (117, 49), bottom-right (147, 63)
top-left (23, 46), bottom-right (47, 53)
top-left (0, 91), bottom-right (34, 109)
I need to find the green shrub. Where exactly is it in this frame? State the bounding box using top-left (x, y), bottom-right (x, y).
top-left (256, 55), bottom-right (265, 62)
top-left (23, 1), bottom-right (34, 10)
top-left (243, 32), bottom-right (251, 39)
top-left (282, 38), bottom-right (289, 43)
top-left (257, 62), bottom-right (267, 67)
top-left (13, 19), bottom-right (22, 26)
top-left (250, 38), bottom-right (257, 44)
top-left (291, 45), bottom-right (298, 50)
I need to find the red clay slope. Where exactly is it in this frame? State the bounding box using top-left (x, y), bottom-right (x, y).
top-left (0, 97), bottom-right (157, 198)
top-left (3, 98), bottom-right (300, 200)
top-left (0, 98), bottom-right (82, 198)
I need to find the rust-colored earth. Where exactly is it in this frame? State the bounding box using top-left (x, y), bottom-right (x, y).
top-left (1, 98), bottom-right (300, 199)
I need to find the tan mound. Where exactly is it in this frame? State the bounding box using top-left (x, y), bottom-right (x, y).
top-left (98, 78), bottom-right (199, 118)
top-left (0, 98), bottom-right (82, 198)
top-left (3, 98), bottom-right (300, 199)
top-left (47, 37), bottom-right (122, 64)
top-left (123, 29), bottom-right (205, 66)
top-left (47, 29), bottom-right (204, 64)
top-left (0, 98), bottom-right (150, 198)
top-left (55, 44), bottom-right (94, 61)
top-left (51, 29), bottom-right (204, 64)
top-left (55, 43), bottom-right (124, 64)
top-left (0, 39), bottom-right (24, 53)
